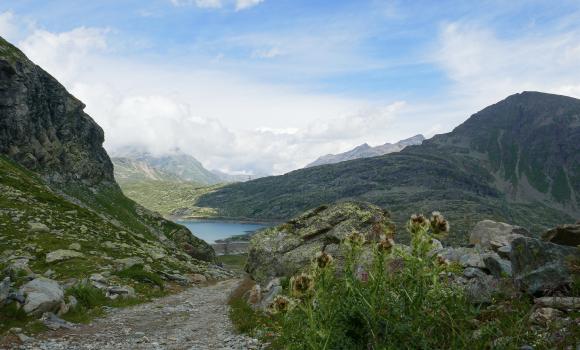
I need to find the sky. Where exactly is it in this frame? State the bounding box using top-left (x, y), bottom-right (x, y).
top-left (1, 0), bottom-right (580, 175)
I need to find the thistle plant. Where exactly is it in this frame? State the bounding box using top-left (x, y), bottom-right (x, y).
top-left (407, 212), bottom-right (450, 258)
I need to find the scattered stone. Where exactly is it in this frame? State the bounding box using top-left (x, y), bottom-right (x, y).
top-left (106, 285), bottom-right (135, 299)
top-left (542, 223), bottom-right (580, 247)
top-left (0, 276), bottom-right (10, 303)
top-left (28, 222), bottom-right (49, 233)
top-left (191, 273), bottom-right (207, 284)
top-left (463, 267), bottom-right (487, 279)
top-left (20, 277), bottom-right (64, 316)
top-left (160, 272), bottom-right (191, 285)
top-left (43, 269), bottom-right (55, 278)
top-left (483, 254), bottom-right (512, 278)
top-left (462, 274), bottom-right (499, 304)
top-left (90, 273), bottom-right (109, 290)
top-left (529, 307), bottom-right (563, 326)
top-left (45, 249), bottom-right (85, 263)
top-left (41, 312), bottom-right (76, 330)
top-left (17, 333), bottom-right (33, 343)
top-left (510, 237), bottom-right (579, 295)
top-left (534, 297), bottom-right (580, 310)
top-left (115, 257), bottom-right (144, 270)
top-left (68, 243), bottom-right (81, 251)
top-left (469, 220), bottom-right (528, 250)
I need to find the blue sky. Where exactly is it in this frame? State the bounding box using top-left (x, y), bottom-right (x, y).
top-left (1, 1), bottom-right (580, 174)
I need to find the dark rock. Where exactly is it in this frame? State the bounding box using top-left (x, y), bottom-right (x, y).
top-left (510, 237), bottom-right (580, 295)
top-left (41, 312), bottom-right (76, 330)
top-left (497, 245), bottom-right (511, 259)
top-left (483, 254), bottom-right (512, 278)
top-left (542, 224), bottom-right (580, 247)
top-left (463, 267), bottom-right (487, 279)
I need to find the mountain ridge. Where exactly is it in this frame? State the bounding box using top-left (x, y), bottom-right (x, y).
top-left (305, 134), bottom-right (425, 167)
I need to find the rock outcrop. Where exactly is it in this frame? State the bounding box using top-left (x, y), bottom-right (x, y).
top-left (246, 201), bottom-right (393, 284)
top-left (20, 278), bottom-right (64, 316)
top-left (542, 223), bottom-right (580, 247)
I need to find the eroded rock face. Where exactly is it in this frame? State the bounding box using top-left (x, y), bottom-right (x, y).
top-left (246, 201), bottom-right (393, 284)
top-left (542, 224), bottom-right (580, 247)
top-left (20, 278), bottom-right (64, 316)
top-left (0, 37), bottom-right (114, 185)
top-left (511, 237), bottom-right (579, 295)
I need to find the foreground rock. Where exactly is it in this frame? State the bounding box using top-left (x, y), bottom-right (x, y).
top-left (510, 237), bottom-right (579, 295)
top-left (542, 223), bottom-right (580, 247)
top-left (20, 278), bottom-right (64, 316)
top-left (468, 220), bottom-right (528, 250)
top-left (17, 279), bottom-right (263, 350)
top-left (247, 201), bottom-right (393, 284)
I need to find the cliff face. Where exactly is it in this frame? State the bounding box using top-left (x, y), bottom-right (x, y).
top-left (0, 37), bottom-right (113, 185)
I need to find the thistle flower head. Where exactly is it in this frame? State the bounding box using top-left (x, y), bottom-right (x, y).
top-left (270, 295), bottom-right (292, 314)
top-left (315, 251), bottom-right (333, 269)
top-left (345, 231), bottom-right (366, 246)
top-left (377, 234), bottom-right (395, 253)
top-left (429, 211), bottom-right (450, 238)
top-left (290, 273), bottom-right (314, 297)
top-left (407, 214), bottom-right (430, 233)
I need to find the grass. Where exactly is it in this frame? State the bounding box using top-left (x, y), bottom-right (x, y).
top-left (115, 264), bottom-right (165, 289)
top-left (217, 254), bottom-right (248, 273)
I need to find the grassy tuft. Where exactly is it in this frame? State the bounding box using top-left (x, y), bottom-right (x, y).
top-left (115, 264), bottom-right (164, 289)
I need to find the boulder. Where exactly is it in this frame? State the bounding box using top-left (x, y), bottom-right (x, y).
top-left (28, 222), bottom-right (49, 233)
top-left (483, 254), bottom-right (512, 278)
top-left (20, 278), bottom-right (64, 316)
top-left (0, 277), bottom-right (10, 303)
top-left (246, 202), bottom-right (393, 284)
top-left (469, 220), bottom-right (528, 250)
top-left (115, 257), bottom-right (144, 270)
top-left (510, 237), bottom-right (579, 295)
top-left (529, 307), bottom-right (563, 326)
top-left (68, 243), bottom-right (81, 251)
top-left (542, 224), bottom-right (580, 247)
top-left (534, 297), bottom-right (580, 310)
top-left (45, 249), bottom-right (85, 263)
top-left (89, 273), bottom-right (108, 290)
top-left (41, 312), bottom-right (76, 330)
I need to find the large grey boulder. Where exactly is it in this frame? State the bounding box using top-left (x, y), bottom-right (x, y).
top-left (510, 237), bottom-right (579, 295)
top-left (469, 220), bottom-right (528, 250)
top-left (20, 278), bottom-right (64, 316)
top-left (246, 201), bottom-right (393, 284)
top-left (542, 224), bottom-right (580, 247)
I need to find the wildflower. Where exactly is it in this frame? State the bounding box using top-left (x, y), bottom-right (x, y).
top-left (290, 273), bottom-right (314, 297)
top-left (270, 295), bottom-right (292, 314)
top-left (377, 234), bottom-right (395, 253)
top-left (315, 251), bottom-right (333, 268)
top-left (407, 214), bottom-right (430, 233)
top-left (345, 231), bottom-right (366, 246)
top-left (429, 211), bottom-right (450, 238)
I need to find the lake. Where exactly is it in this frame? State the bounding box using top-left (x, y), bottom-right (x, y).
top-left (178, 220), bottom-right (270, 244)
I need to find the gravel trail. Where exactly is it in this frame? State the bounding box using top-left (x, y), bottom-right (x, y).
top-left (14, 279), bottom-right (261, 350)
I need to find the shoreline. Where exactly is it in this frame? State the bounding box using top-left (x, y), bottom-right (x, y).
top-left (168, 215), bottom-right (283, 225)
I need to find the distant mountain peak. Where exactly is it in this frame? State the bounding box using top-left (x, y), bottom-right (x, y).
top-left (305, 135), bottom-right (425, 168)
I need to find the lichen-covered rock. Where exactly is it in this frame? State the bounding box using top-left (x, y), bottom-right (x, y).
top-left (469, 220), bottom-right (528, 250)
top-left (168, 227), bottom-right (215, 262)
top-left (247, 201), bottom-right (393, 284)
top-left (45, 249), bottom-right (85, 263)
top-left (20, 278), bottom-right (64, 316)
top-left (542, 223), bottom-right (580, 247)
top-left (510, 237), bottom-right (579, 295)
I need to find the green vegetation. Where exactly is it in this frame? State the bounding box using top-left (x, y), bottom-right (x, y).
top-left (229, 215), bottom-right (579, 349)
top-left (115, 265), bottom-right (164, 289)
top-left (117, 179), bottom-right (221, 218)
top-left (217, 254), bottom-right (248, 273)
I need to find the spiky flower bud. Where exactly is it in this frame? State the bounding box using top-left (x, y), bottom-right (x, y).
top-left (345, 231), bottom-right (366, 246)
top-left (407, 214), bottom-right (430, 233)
top-left (429, 211), bottom-right (450, 238)
top-left (377, 234), bottom-right (395, 252)
top-left (270, 295), bottom-right (292, 313)
top-left (315, 251), bottom-right (333, 268)
top-left (291, 273), bottom-right (314, 297)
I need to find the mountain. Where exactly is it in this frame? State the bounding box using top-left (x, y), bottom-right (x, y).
top-left (305, 134), bottom-right (425, 167)
top-left (0, 35), bottom-right (223, 311)
top-left (197, 92), bottom-right (580, 242)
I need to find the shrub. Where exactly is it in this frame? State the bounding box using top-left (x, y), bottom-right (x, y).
top-left (115, 264), bottom-right (164, 289)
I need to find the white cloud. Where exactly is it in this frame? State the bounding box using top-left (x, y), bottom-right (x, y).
top-left (8, 16), bottom-right (409, 175)
top-left (236, 0), bottom-right (264, 11)
top-left (170, 0), bottom-right (222, 8)
top-left (434, 22), bottom-right (580, 109)
top-left (251, 46), bottom-right (282, 59)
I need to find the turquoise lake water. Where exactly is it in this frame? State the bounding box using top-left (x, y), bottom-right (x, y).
top-left (178, 220), bottom-right (270, 244)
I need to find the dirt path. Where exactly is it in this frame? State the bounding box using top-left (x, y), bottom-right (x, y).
top-left (16, 279), bottom-right (261, 350)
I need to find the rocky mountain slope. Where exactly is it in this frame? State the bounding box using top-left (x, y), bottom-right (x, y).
top-left (306, 134), bottom-right (425, 167)
top-left (0, 35), bottom-right (226, 335)
top-left (197, 92), bottom-right (580, 242)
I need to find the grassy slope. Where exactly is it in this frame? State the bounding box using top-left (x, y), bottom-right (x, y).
top-left (117, 179), bottom-right (222, 218)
